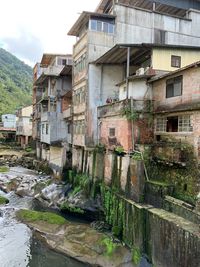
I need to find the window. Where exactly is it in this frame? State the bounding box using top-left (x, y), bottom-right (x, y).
top-left (156, 115), bottom-right (193, 133)
top-left (46, 124), bottom-right (49, 134)
top-left (91, 20), bottom-right (97, 30)
top-left (73, 86), bottom-right (86, 105)
top-left (89, 19), bottom-right (115, 34)
top-left (109, 128), bottom-right (115, 137)
top-left (156, 118), bottom-right (166, 132)
top-left (74, 53), bottom-right (87, 74)
top-left (166, 76), bottom-right (182, 98)
top-left (178, 115), bottom-right (193, 132)
top-left (67, 124), bottom-right (71, 134)
top-left (73, 120), bottom-right (85, 135)
top-left (62, 59), bottom-right (67, 65)
top-left (42, 124), bottom-right (45, 134)
top-left (171, 55), bottom-right (181, 68)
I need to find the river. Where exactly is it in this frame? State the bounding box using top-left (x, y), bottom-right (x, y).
top-left (0, 167), bottom-right (90, 267)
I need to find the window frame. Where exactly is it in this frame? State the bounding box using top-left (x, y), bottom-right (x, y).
top-left (171, 55), bottom-right (181, 68)
top-left (166, 75), bottom-right (183, 98)
top-left (109, 128), bottom-right (116, 137)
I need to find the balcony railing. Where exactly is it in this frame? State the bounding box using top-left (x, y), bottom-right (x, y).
top-left (98, 99), bottom-right (152, 118)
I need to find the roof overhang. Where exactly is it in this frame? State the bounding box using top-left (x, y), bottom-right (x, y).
top-left (93, 43), bottom-right (200, 65)
top-left (60, 65), bottom-right (72, 76)
top-left (95, 0), bottom-right (112, 13)
top-left (68, 11), bottom-right (115, 36)
top-left (40, 53), bottom-right (72, 67)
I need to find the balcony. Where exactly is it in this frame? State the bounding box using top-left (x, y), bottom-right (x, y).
top-left (41, 112), bottom-right (56, 122)
top-left (63, 107), bottom-right (72, 119)
top-left (98, 99), bottom-right (152, 118)
top-left (43, 65), bottom-right (64, 76)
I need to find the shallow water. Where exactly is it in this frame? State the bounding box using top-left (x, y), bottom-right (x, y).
top-left (0, 167), bottom-right (90, 267)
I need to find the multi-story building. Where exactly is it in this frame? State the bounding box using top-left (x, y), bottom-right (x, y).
top-left (16, 105), bottom-right (33, 148)
top-left (68, 0), bottom-right (200, 168)
top-left (33, 54), bottom-right (72, 177)
top-left (151, 60), bottom-right (200, 158)
top-left (96, 44), bottom-right (200, 152)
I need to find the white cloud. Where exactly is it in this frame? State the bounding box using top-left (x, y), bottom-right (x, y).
top-left (0, 0), bottom-right (99, 65)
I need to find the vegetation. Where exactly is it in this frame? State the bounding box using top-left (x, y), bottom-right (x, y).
top-left (132, 246), bottom-right (142, 265)
top-left (16, 209), bottom-right (66, 225)
top-left (60, 202), bottom-right (84, 214)
top-left (0, 196), bottom-right (9, 205)
top-left (0, 166), bottom-right (9, 173)
top-left (101, 237), bottom-right (118, 256)
top-left (0, 48), bottom-right (32, 117)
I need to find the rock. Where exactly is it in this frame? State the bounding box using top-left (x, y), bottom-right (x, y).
top-left (19, 218), bottom-right (134, 267)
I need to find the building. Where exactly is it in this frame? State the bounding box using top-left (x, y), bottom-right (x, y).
top-left (33, 54), bottom-right (72, 177)
top-left (68, 0), bottom-right (200, 168)
top-left (96, 44), bottom-right (200, 152)
top-left (0, 114), bottom-right (16, 141)
top-left (16, 105), bottom-right (33, 148)
top-left (150, 60), bottom-right (200, 158)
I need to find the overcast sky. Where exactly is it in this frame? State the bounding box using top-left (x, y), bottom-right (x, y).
top-left (0, 0), bottom-right (100, 66)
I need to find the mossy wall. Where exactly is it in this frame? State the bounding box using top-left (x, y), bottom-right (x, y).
top-left (147, 208), bottom-right (200, 267)
top-left (101, 185), bottom-right (144, 251)
top-left (144, 143), bottom-right (200, 205)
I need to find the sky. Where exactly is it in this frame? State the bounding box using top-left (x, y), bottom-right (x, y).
top-left (0, 0), bottom-right (100, 66)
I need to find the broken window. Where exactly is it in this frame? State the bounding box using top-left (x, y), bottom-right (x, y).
top-left (166, 76), bottom-right (182, 98)
top-left (171, 55), bottom-right (181, 68)
top-left (109, 128), bottom-right (115, 137)
top-left (167, 116), bottom-right (178, 132)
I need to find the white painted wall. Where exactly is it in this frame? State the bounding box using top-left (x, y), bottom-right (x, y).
top-left (119, 79), bottom-right (148, 101)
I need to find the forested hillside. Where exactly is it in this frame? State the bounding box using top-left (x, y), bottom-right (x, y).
top-left (0, 48), bottom-right (32, 117)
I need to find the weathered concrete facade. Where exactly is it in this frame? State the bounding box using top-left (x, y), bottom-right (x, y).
top-left (33, 54), bottom-right (72, 177)
top-left (16, 105), bottom-right (33, 148)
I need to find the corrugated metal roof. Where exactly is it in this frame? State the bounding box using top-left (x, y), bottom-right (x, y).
top-left (93, 44), bottom-right (200, 65)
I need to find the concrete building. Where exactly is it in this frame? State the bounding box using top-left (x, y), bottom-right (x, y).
top-left (33, 54), bottom-right (72, 177)
top-left (68, 0), bottom-right (200, 168)
top-left (16, 105), bottom-right (33, 148)
top-left (0, 114), bottom-right (16, 141)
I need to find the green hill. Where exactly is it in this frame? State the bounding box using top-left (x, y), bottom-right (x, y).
top-left (0, 48), bottom-right (32, 117)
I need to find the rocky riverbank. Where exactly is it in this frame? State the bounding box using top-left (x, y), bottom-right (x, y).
top-left (0, 145), bottom-right (135, 267)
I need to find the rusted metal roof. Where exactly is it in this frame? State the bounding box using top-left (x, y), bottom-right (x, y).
top-left (68, 11), bottom-right (115, 36)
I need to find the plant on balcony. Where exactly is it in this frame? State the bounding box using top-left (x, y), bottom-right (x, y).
top-left (114, 146), bottom-right (125, 156)
top-left (122, 106), bottom-right (139, 121)
top-left (95, 143), bottom-right (106, 153)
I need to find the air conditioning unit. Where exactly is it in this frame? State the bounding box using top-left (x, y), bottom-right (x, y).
top-left (136, 67), bottom-right (145, 76)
